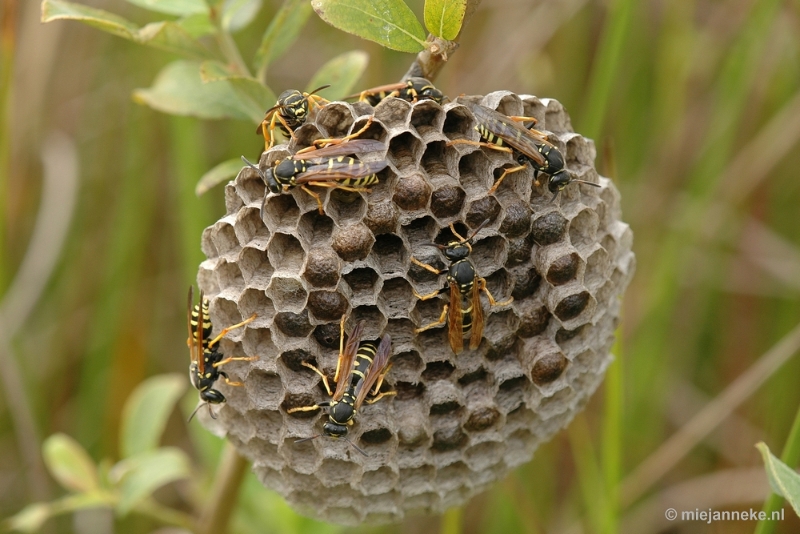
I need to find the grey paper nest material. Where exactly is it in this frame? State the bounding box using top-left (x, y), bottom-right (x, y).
top-left (196, 91), bottom-right (635, 524)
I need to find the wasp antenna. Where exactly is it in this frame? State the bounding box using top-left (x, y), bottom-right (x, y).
top-left (241, 155), bottom-right (260, 171)
top-left (187, 402), bottom-right (205, 423)
top-left (550, 190), bottom-right (561, 203)
top-left (295, 434), bottom-right (321, 445)
top-left (573, 179), bottom-right (602, 188)
top-left (347, 439), bottom-right (369, 457)
top-left (465, 218), bottom-right (492, 244)
top-left (306, 84), bottom-right (331, 98)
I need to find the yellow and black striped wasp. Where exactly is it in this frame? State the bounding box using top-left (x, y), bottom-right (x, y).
top-left (351, 77), bottom-right (446, 106)
top-left (187, 287), bottom-right (257, 421)
top-left (242, 138), bottom-right (388, 215)
top-left (289, 318), bottom-right (394, 455)
top-left (412, 221), bottom-right (513, 354)
top-left (450, 100), bottom-right (601, 200)
top-left (257, 85), bottom-right (330, 151)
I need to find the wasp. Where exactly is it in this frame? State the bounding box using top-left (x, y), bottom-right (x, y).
top-left (412, 221), bottom-right (513, 354)
top-left (187, 287), bottom-right (257, 421)
top-left (450, 100), bottom-right (601, 200)
top-left (289, 318), bottom-right (394, 455)
top-left (242, 154), bottom-right (387, 215)
top-left (257, 85), bottom-right (330, 151)
top-left (352, 77), bottom-right (446, 106)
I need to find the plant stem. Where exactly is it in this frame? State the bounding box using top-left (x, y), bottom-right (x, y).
top-left (198, 442), bottom-right (249, 534)
top-left (754, 404), bottom-right (800, 534)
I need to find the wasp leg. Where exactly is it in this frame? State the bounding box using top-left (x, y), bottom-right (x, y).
top-left (307, 94), bottom-right (329, 111)
top-left (508, 115), bottom-right (538, 126)
top-left (448, 223), bottom-right (466, 242)
top-left (300, 361), bottom-right (334, 396)
top-left (477, 277), bottom-right (513, 307)
top-left (415, 304), bottom-right (449, 333)
top-left (488, 164), bottom-right (528, 195)
top-left (313, 116), bottom-right (374, 147)
top-left (365, 390), bottom-right (396, 404)
top-left (333, 315), bottom-right (346, 384)
top-left (213, 355), bottom-right (258, 369)
top-left (218, 371), bottom-right (244, 388)
top-left (367, 364), bottom-right (394, 399)
top-left (304, 181), bottom-right (372, 194)
top-left (411, 256), bottom-right (444, 275)
top-left (299, 185), bottom-right (325, 214)
top-left (207, 313), bottom-right (257, 349)
top-left (446, 139), bottom-right (513, 154)
top-left (287, 404), bottom-right (322, 414)
top-left (260, 112), bottom-right (277, 151)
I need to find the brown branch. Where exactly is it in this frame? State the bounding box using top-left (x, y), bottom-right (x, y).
top-left (197, 442), bottom-right (250, 534)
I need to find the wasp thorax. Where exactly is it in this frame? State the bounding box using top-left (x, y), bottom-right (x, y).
top-left (204, 91), bottom-right (634, 525)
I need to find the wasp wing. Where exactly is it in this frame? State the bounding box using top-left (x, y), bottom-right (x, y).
top-left (448, 281), bottom-right (464, 354)
top-left (295, 160), bottom-right (387, 183)
top-left (353, 334), bottom-right (392, 409)
top-left (469, 278), bottom-right (484, 350)
top-left (331, 320), bottom-right (365, 402)
top-left (460, 101), bottom-right (548, 167)
top-left (187, 287), bottom-right (205, 372)
top-left (292, 140), bottom-right (386, 161)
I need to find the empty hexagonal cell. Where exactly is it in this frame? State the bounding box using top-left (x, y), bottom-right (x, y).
top-left (331, 222), bottom-right (374, 262)
top-left (408, 247), bottom-right (445, 284)
top-left (307, 290), bottom-right (348, 322)
top-left (443, 104), bottom-right (474, 138)
top-left (470, 235), bottom-right (506, 277)
top-left (211, 222), bottom-right (239, 257)
top-left (364, 201), bottom-right (398, 236)
top-left (373, 97), bottom-right (412, 129)
top-left (236, 287), bottom-right (274, 322)
top-left (531, 211), bottom-right (568, 245)
top-left (569, 208), bottom-right (600, 248)
top-left (421, 140), bottom-right (449, 176)
top-left (584, 246), bottom-right (610, 290)
top-left (234, 206), bottom-right (269, 248)
top-left (537, 386), bottom-right (575, 419)
top-left (238, 246), bottom-right (273, 288)
top-left (392, 172), bottom-right (431, 211)
top-left (289, 122), bottom-right (323, 150)
top-left (483, 308), bottom-right (518, 346)
top-left (235, 164), bottom-right (267, 205)
top-left (314, 103), bottom-right (355, 139)
top-left (387, 131), bottom-right (423, 170)
top-left (267, 233), bottom-right (305, 272)
top-left (521, 96), bottom-right (547, 127)
top-left (266, 276), bottom-right (308, 313)
top-left (384, 318), bottom-right (417, 351)
top-left (494, 375), bottom-right (528, 413)
top-left (457, 367), bottom-right (488, 386)
top-left (565, 134), bottom-right (596, 166)
top-left (302, 248), bottom-right (340, 288)
top-left (360, 466), bottom-right (398, 496)
top-left (393, 381), bottom-right (425, 401)
top-left (390, 350), bottom-right (423, 377)
top-left (422, 360), bottom-right (455, 381)
top-left (484, 91), bottom-right (523, 117)
top-left (457, 151), bottom-right (493, 195)
top-left (510, 266), bottom-right (542, 300)
top-left (342, 266), bottom-right (379, 297)
top-left (500, 201), bottom-right (532, 238)
top-left (326, 189), bottom-right (367, 226)
top-left (410, 100), bottom-right (445, 137)
top-left (317, 458), bottom-right (361, 487)
top-left (261, 193), bottom-right (301, 233)
top-left (379, 277), bottom-right (414, 318)
top-left (244, 370), bottom-right (282, 410)
top-left (371, 233), bottom-right (408, 275)
top-left (400, 216), bottom-right (436, 248)
top-left (225, 184), bottom-right (245, 216)
top-left (359, 427), bottom-right (393, 447)
top-left (297, 210), bottom-right (334, 243)
top-left (215, 260), bottom-right (245, 292)
top-left (349, 305), bottom-right (387, 339)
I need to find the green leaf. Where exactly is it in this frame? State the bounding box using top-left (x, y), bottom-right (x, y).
top-left (111, 448), bottom-right (191, 515)
top-left (125, 0), bottom-right (208, 16)
top-left (757, 442), bottom-right (800, 517)
top-left (41, 0), bottom-right (213, 59)
top-left (5, 503), bottom-right (51, 533)
top-left (222, 0), bottom-right (263, 32)
top-left (196, 158), bottom-right (245, 196)
top-left (254, 0), bottom-right (314, 72)
top-left (200, 61), bottom-right (277, 123)
top-left (5, 493), bottom-right (115, 533)
top-left (423, 0), bottom-right (466, 40)
top-left (176, 12), bottom-right (216, 38)
top-left (42, 434), bottom-right (99, 493)
top-left (134, 60), bottom-right (254, 121)
top-left (306, 50), bottom-right (369, 102)
top-left (311, 0), bottom-right (427, 53)
top-left (120, 374), bottom-right (186, 458)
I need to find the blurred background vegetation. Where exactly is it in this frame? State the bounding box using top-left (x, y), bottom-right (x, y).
top-left (3, 0), bottom-right (800, 532)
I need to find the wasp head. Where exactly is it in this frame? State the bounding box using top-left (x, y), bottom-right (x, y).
top-left (443, 242), bottom-right (471, 262)
top-left (548, 169), bottom-right (572, 193)
top-left (241, 156), bottom-right (282, 194)
top-left (200, 388), bottom-right (226, 404)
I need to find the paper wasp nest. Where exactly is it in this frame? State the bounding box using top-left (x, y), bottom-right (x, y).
top-left (196, 91), bottom-right (634, 524)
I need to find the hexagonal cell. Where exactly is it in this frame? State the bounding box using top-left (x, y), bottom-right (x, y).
top-left (266, 276), bottom-right (308, 314)
top-left (360, 466), bottom-right (397, 496)
top-left (471, 235), bottom-right (506, 277)
top-left (545, 251), bottom-right (583, 286)
top-left (326, 189), bottom-right (367, 226)
top-left (408, 248), bottom-right (445, 284)
top-left (431, 426), bottom-right (467, 452)
top-left (500, 201), bottom-right (532, 238)
top-left (303, 248), bottom-right (340, 288)
top-left (484, 91), bottom-right (523, 117)
top-left (297, 210), bottom-right (334, 243)
top-left (267, 233), bottom-right (306, 272)
top-left (465, 196), bottom-right (501, 229)
top-left (211, 222), bottom-right (239, 257)
top-left (392, 172), bottom-right (431, 211)
top-left (551, 289), bottom-right (593, 322)
top-left (390, 350), bottom-right (423, 376)
top-left (430, 185), bottom-right (466, 219)
top-left (343, 267), bottom-right (379, 298)
top-left (531, 352), bottom-right (569, 386)
top-left (359, 427), bottom-right (393, 446)
top-left (307, 290), bottom-right (348, 322)
top-left (565, 134), bottom-right (596, 166)
top-left (584, 246), bottom-right (610, 290)
top-left (531, 211), bottom-right (568, 245)
top-left (506, 235), bottom-right (534, 266)
top-left (261, 193), bottom-right (301, 233)
top-left (495, 375), bottom-right (528, 413)
top-left (349, 305), bottom-right (386, 339)
top-left (234, 206), bottom-right (269, 248)
top-left (371, 233), bottom-right (408, 275)
top-left (317, 459), bottom-right (361, 488)
top-left (555, 324), bottom-right (585, 344)
top-left (314, 103), bottom-right (354, 139)
top-left (225, 183), bottom-right (245, 216)
top-left (569, 208), bottom-right (600, 248)
top-left (387, 131), bottom-right (423, 169)
top-left (464, 407), bottom-right (501, 432)
top-left (373, 97), bottom-right (412, 130)
top-left (215, 261), bottom-right (244, 292)
top-left (393, 381), bottom-right (425, 401)
top-left (331, 222), bottom-right (374, 262)
top-left (237, 287), bottom-right (274, 322)
top-left (421, 140), bottom-right (448, 176)
top-left (379, 277), bottom-right (414, 318)
top-left (289, 122), bottom-right (323, 150)
top-left (457, 151), bottom-right (492, 195)
top-left (410, 100), bottom-right (445, 137)
top-left (422, 360), bottom-right (455, 381)
top-left (457, 367), bottom-right (487, 386)
top-left (282, 393), bottom-right (321, 420)
top-left (510, 265), bottom-right (542, 300)
top-left (443, 105), bottom-right (474, 138)
top-left (235, 164), bottom-right (267, 205)
top-left (517, 302), bottom-right (551, 338)
top-left (312, 322), bottom-right (341, 350)
top-left (364, 201), bottom-right (398, 236)
top-left (521, 96), bottom-right (547, 127)
top-left (544, 98), bottom-right (572, 133)
top-left (238, 246), bottom-right (273, 288)
top-left (273, 310), bottom-right (313, 338)
top-left (245, 370), bottom-right (282, 410)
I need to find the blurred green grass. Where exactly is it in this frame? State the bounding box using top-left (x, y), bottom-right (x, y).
top-left (3, 0), bottom-right (800, 532)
